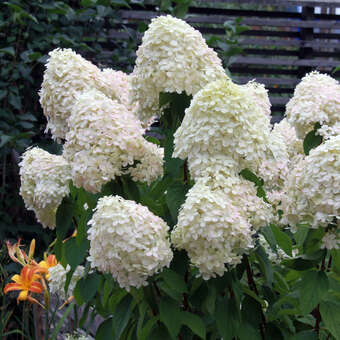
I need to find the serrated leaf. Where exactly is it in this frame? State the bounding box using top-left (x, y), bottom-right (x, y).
top-left (160, 298), bottom-right (182, 339)
top-left (74, 273), bottom-right (101, 305)
top-left (299, 271), bottom-right (329, 314)
top-left (161, 268), bottom-right (188, 294)
top-left (181, 312), bottom-right (206, 339)
top-left (64, 237), bottom-right (89, 270)
top-left (320, 300), bottom-right (340, 339)
top-left (270, 224), bottom-right (292, 256)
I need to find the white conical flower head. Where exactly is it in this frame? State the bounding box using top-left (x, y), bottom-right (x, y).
top-left (286, 71), bottom-right (340, 139)
top-left (130, 15), bottom-right (227, 121)
top-left (87, 195), bottom-right (173, 290)
top-left (173, 78), bottom-right (272, 177)
top-left (281, 135), bottom-right (340, 229)
top-left (19, 147), bottom-right (71, 229)
top-left (39, 48), bottom-right (105, 141)
top-left (63, 89), bottom-right (163, 193)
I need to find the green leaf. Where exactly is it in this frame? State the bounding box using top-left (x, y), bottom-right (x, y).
top-left (332, 65), bottom-right (340, 74)
top-left (139, 316), bottom-right (160, 340)
top-left (261, 226), bottom-right (277, 249)
top-left (161, 268), bottom-right (188, 294)
top-left (64, 237), bottom-right (89, 270)
top-left (215, 296), bottom-right (239, 340)
top-left (74, 273), bottom-right (101, 305)
top-left (303, 123), bottom-right (323, 155)
top-left (255, 246), bottom-right (273, 287)
top-left (181, 312), bottom-right (206, 339)
top-left (238, 323), bottom-right (261, 340)
top-left (166, 181), bottom-right (187, 223)
top-left (0, 135), bottom-right (12, 148)
top-left (320, 300), bottom-right (340, 339)
top-left (96, 318), bottom-right (113, 340)
top-left (0, 47), bottom-right (15, 56)
top-left (270, 224), bottom-right (292, 256)
top-left (160, 297), bottom-right (182, 339)
top-left (291, 330), bottom-right (317, 340)
top-left (112, 294), bottom-right (135, 339)
top-left (8, 92), bottom-right (21, 110)
top-left (303, 228), bottom-right (324, 254)
top-left (299, 271), bottom-right (329, 314)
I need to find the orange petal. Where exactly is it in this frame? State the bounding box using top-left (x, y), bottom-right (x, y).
top-left (4, 283), bottom-right (23, 294)
top-left (29, 282), bottom-right (44, 294)
top-left (47, 255), bottom-right (57, 267)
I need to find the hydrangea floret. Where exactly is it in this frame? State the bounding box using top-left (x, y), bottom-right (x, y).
top-left (130, 15), bottom-right (227, 122)
top-left (87, 195), bottom-right (173, 290)
top-left (19, 147), bottom-right (71, 229)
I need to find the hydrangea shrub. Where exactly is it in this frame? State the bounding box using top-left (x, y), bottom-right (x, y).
top-left (14, 15), bottom-right (340, 340)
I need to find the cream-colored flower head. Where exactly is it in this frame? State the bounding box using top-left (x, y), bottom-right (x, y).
top-left (19, 147), bottom-right (71, 229)
top-left (281, 135), bottom-right (340, 229)
top-left (173, 78), bottom-right (272, 176)
top-left (39, 48), bottom-right (104, 141)
top-left (286, 71), bottom-right (340, 139)
top-left (243, 80), bottom-right (271, 117)
top-left (127, 142), bottom-right (164, 185)
top-left (130, 15), bottom-right (227, 121)
top-left (171, 177), bottom-right (254, 279)
top-left (272, 118), bottom-right (304, 165)
top-left (63, 89), bottom-right (163, 193)
top-left (87, 195), bottom-right (173, 290)
top-left (98, 68), bottom-right (132, 108)
top-left (48, 264), bottom-right (84, 299)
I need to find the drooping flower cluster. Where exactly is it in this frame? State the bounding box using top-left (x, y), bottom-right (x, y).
top-left (171, 175), bottom-right (272, 279)
top-left (173, 78), bottom-right (272, 178)
top-left (19, 147), bottom-right (71, 229)
top-left (281, 135), bottom-right (340, 229)
top-left (130, 15), bottom-right (227, 122)
top-left (63, 89), bottom-right (163, 193)
top-left (243, 80), bottom-right (271, 117)
top-left (87, 196), bottom-right (173, 290)
top-left (48, 264), bottom-right (85, 300)
top-left (39, 49), bottom-right (103, 141)
top-left (171, 178), bottom-right (254, 279)
top-left (286, 71), bottom-right (340, 139)
top-left (39, 48), bottom-right (164, 194)
top-left (170, 75), bottom-right (277, 278)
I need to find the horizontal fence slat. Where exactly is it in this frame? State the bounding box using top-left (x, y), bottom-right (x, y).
top-left (234, 76), bottom-right (300, 86)
top-left (195, 0), bottom-right (340, 8)
top-left (232, 56), bottom-right (340, 68)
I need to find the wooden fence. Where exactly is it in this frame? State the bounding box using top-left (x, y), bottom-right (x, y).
top-left (104, 0), bottom-right (340, 115)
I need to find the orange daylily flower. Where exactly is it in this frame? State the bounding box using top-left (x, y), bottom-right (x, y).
top-left (6, 239), bottom-right (37, 267)
top-left (4, 266), bottom-right (44, 305)
top-left (37, 254), bottom-right (58, 279)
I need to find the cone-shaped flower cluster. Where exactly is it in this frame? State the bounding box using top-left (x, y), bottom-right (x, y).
top-left (172, 78), bottom-right (274, 278)
top-left (19, 147), bottom-right (71, 229)
top-left (87, 195), bottom-right (173, 290)
top-left (281, 135), bottom-right (340, 229)
top-left (286, 71), bottom-right (340, 139)
top-left (130, 15), bottom-right (227, 122)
